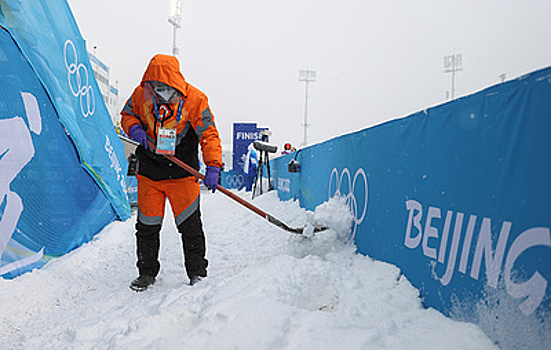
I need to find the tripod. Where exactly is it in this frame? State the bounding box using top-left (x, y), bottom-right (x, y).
top-left (252, 149), bottom-right (272, 199)
top-left (251, 140), bottom-right (277, 199)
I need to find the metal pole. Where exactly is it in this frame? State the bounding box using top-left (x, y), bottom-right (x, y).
top-left (443, 54), bottom-right (462, 100)
top-left (169, 0), bottom-right (182, 56)
top-left (451, 56), bottom-right (455, 99)
top-left (303, 80), bottom-right (309, 146)
top-left (299, 69), bottom-right (315, 146)
top-left (172, 24), bottom-right (178, 56)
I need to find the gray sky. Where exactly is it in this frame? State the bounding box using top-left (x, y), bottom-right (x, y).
top-left (68, 0), bottom-right (551, 151)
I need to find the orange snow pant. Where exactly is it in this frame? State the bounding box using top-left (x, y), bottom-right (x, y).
top-left (135, 175), bottom-right (207, 279)
top-left (137, 175), bottom-right (200, 226)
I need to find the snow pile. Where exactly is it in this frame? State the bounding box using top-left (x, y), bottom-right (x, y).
top-left (286, 195), bottom-right (354, 259)
top-left (0, 190), bottom-right (496, 349)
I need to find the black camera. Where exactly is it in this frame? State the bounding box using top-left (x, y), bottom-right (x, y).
top-left (253, 140), bottom-right (278, 154)
top-left (127, 154), bottom-right (139, 176)
top-left (288, 159), bottom-right (301, 173)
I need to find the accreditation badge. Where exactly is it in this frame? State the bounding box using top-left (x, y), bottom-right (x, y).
top-left (156, 127), bottom-right (177, 155)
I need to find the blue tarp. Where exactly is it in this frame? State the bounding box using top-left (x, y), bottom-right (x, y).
top-left (272, 67), bottom-right (551, 349)
top-left (0, 0), bottom-right (130, 278)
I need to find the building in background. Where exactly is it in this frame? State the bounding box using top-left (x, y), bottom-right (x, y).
top-left (88, 52), bottom-right (120, 129)
top-left (221, 143), bottom-right (232, 170)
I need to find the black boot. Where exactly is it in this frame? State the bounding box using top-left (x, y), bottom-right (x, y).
top-left (130, 275), bottom-right (156, 292)
top-left (189, 275), bottom-right (203, 286)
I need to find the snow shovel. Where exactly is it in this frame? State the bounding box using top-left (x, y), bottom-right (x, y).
top-left (119, 135), bottom-right (325, 234)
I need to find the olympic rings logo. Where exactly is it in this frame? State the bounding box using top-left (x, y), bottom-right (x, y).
top-left (328, 167), bottom-right (368, 240)
top-left (64, 40), bottom-right (95, 118)
top-left (224, 174), bottom-right (245, 189)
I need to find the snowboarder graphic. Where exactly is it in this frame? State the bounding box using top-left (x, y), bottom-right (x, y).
top-left (0, 92), bottom-right (45, 275)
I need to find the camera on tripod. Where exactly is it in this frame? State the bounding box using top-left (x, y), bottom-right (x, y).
top-left (253, 140), bottom-right (277, 154)
top-left (259, 129), bottom-right (271, 141)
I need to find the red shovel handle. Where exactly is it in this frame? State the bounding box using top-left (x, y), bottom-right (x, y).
top-left (163, 154), bottom-right (268, 219)
top-left (139, 139), bottom-right (313, 234)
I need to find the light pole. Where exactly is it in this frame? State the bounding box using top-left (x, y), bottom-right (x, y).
top-left (299, 69), bottom-right (316, 146)
top-left (169, 0), bottom-right (182, 56)
top-left (443, 53), bottom-right (463, 100)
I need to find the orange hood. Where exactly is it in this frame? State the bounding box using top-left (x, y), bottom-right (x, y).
top-left (140, 54), bottom-right (187, 96)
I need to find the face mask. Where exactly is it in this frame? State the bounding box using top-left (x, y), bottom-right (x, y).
top-left (150, 81), bottom-right (179, 103)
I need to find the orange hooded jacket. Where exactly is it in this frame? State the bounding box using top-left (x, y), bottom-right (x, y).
top-left (121, 54), bottom-right (222, 180)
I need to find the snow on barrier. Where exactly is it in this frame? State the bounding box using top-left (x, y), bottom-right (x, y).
top-left (272, 67), bottom-right (551, 349)
top-left (0, 1), bottom-right (130, 278)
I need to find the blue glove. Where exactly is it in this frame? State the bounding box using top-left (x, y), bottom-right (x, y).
top-left (128, 124), bottom-right (148, 149)
top-left (204, 166), bottom-right (220, 193)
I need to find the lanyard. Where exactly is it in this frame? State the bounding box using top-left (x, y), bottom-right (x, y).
top-left (152, 97), bottom-right (185, 125)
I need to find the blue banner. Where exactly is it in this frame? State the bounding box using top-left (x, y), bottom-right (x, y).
top-left (0, 1), bottom-right (129, 220)
top-left (229, 122), bottom-right (269, 190)
top-left (220, 169), bottom-right (245, 191)
top-left (272, 67), bottom-right (551, 349)
top-left (126, 176), bottom-right (138, 206)
top-left (233, 122), bottom-right (262, 172)
top-left (0, 1), bottom-right (130, 278)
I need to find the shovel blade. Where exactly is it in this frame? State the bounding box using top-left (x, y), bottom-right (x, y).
top-left (266, 214), bottom-right (327, 234)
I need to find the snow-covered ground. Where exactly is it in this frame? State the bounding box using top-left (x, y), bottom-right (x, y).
top-left (0, 190), bottom-right (497, 349)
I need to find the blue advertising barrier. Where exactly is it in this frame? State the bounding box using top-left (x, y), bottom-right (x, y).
top-left (272, 67), bottom-right (551, 349)
top-left (221, 169), bottom-right (245, 191)
top-left (126, 176), bottom-right (138, 207)
top-left (0, 1), bottom-right (130, 278)
top-left (0, 1), bottom-right (129, 219)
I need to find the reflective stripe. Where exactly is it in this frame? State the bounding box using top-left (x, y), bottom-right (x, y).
top-left (195, 107), bottom-right (215, 139)
top-left (174, 195), bottom-right (199, 226)
top-left (138, 208), bottom-right (163, 226)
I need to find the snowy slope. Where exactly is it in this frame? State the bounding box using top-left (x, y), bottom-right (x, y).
top-left (0, 190), bottom-right (497, 349)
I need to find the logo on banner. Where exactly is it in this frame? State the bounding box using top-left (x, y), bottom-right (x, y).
top-left (328, 167), bottom-right (368, 240)
top-left (0, 93), bottom-right (45, 275)
top-left (235, 131), bottom-right (261, 140)
top-left (225, 174), bottom-right (245, 189)
top-left (404, 198), bottom-right (551, 315)
top-left (278, 178), bottom-right (291, 193)
top-left (104, 135), bottom-right (125, 190)
top-left (64, 40), bottom-right (95, 118)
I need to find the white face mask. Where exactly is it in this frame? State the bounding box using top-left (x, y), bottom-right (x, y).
top-left (150, 81), bottom-right (179, 103)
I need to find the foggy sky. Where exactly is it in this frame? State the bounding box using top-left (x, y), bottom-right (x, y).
top-left (67, 0), bottom-right (551, 150)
